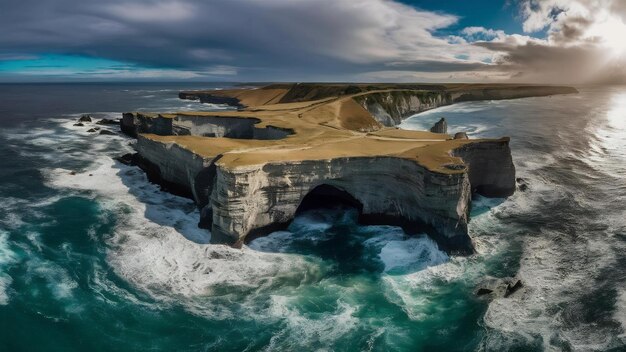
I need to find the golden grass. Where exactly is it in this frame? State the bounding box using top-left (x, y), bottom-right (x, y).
top-left (136, 84), bottom-right (535, 173)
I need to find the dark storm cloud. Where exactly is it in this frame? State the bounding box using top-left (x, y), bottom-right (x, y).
top-left (475, 40), bottom-right (602, 82)
top-left (384, 60), bottom-right (495, 72)
top-left (0, 0), bottom-right (489, 80)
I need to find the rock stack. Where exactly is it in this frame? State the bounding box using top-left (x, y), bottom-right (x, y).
top-left (430, 118), bottom-right (447, 134)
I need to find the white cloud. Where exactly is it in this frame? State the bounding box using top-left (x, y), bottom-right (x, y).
top-left (462, 26), bottom-right (506, 41)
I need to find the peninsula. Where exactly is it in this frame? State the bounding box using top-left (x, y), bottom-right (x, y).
top-left (120, 83), bottom-right (576, 254)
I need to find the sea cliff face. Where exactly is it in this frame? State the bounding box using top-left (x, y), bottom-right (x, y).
top-left (353, 91), bottom-right (452, 126)
top-left (209, 157), bottom-right (474, 253)
top-left (121, 112), bottom-right (172, 137)
top-left (122, 112), bottom-right (292, 140)
top-left (452, 138), bottom-right (516, 197)
top-left (450, 86), bottom-right (579, 102)
top-left (127, 135), bottom-right (516, 254)
top-left (135, 135), bottom-right (215, 203)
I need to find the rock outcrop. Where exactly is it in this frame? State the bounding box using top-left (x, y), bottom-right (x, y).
top-left (476, 277), bottom-right (524, 298)
top-left (78, 114), bottom-right (92, 122)
top-left (118, 83), bottom-right (575, 255)
top-left (430, 118), bottom-right (447, 134)
top-left (454, 132), bottom-right (468, 139)
top-left (96, 118), bottom-right (120, 125)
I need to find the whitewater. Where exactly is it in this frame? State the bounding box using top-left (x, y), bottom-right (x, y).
top-left (1, 83), bottom-right (625, 351)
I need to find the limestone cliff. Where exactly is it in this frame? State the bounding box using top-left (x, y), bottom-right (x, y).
top-left (135, 136), bottom-right (215, 204)
top-left (118, 83), bottom-right (557, 255)
top-left (452, 138), bottom-right (516, 197)
top-left (449, 85), bottom-right (579, 102)
top-left (121, 112), bottom-right (172, 137)
top-left (353, 91), bottom-right (451, 126)
top-left (122, 112), bottom-right (292, 139)
top-left (180, 83), bottom-right (578, 128)
top-left (209, 157), bottom-right (474, 253)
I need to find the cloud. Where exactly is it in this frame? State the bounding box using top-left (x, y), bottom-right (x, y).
top-left (0, 0), bottom-right (498, 81)
top-left (105, 1), bottom-right (195, 22)
top-left (469, 0), bottom-right (626, 84)
top-left (0, 0), bottom-right (624, 83)
top-left (462, 27), bottom-right (506, 41)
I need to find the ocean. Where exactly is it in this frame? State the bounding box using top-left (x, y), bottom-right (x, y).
top-left (0, 83), bottom-right (625, 351)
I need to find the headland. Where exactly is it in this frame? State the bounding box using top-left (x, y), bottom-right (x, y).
top-left (120, 83), bottom-right (576, 254)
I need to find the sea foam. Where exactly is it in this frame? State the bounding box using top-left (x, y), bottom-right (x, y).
top-left (0, 231), bottom-right (18, 305)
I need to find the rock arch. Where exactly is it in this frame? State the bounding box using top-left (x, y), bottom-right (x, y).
top-left (209, 157), bottom-right (475, 254)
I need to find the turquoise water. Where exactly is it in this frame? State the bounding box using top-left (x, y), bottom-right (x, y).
top-left (1, 84), bottom-right (626, 351)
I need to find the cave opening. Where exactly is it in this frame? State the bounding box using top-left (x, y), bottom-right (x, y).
top-left (292, 184), bottom-right (376, 273)
top-left (296, 184), bottom-right (363, 214)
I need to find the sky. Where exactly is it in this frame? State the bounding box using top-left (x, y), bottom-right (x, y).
top-left (0, 0), bottom-right (625, 84)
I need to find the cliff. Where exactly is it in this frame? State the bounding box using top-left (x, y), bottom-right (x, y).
top-left (180, 83), bottom-right (577, 127)
top-left (447, 85), bottom-right (579, 102)
top-left (116, 82), bottom-right (550, 255)
top-left (352, 90), bottom-right (451, 126)
top-left (210, 156), bottom-right (474, 252)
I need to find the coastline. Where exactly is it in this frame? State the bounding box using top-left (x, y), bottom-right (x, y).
top-left (3, 83), bottom-right (624, 351)
top-left (117, 83), bottom-right (573, 254)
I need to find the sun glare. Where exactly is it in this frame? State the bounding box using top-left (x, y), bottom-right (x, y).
top-left (607, 92), bottom-right (626, 130)
top-left (589, 16), bottom-right (626, 57)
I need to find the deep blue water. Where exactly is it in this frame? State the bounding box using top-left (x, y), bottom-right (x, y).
top-left (1, 83), bottom-right (626, 351)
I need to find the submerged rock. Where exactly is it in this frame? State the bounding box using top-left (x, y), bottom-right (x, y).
top-left (96, 118), bottom-right (120, 125)
top-left (516, 177), bottom-right (529, 192)
top-left (73, 122), bottom-right (84, 127)
top-left (476, 288), bottom-right (493, 296)
top-left (78, 114), bottom-right (92, 122)
top-left (430, 118), bottom-right (447, 134)
top-left (477, 277), bottom-right (524, 298)
top-left (504, 280), bottom-right (523, 297)
top-left (115, 153), bottom-right (137, 165)
top-left (99, 130), bottom-right (116, 135)
top-left (86, 128), bottom-right (100, 133)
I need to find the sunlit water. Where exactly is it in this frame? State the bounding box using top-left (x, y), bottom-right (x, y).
top-left (1, 84), bottom-right (625, 351)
